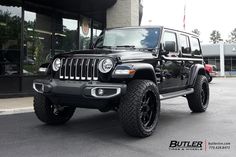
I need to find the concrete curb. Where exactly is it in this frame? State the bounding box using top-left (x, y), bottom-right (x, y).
top-left (0, 107), bottom-right (33, 115)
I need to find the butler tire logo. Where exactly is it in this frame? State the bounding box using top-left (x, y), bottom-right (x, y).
top-left (169, 140), bottom-right (203, 151)
top-left (169, 140), bottom-right (231, 151)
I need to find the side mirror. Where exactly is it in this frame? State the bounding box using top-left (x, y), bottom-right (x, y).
top-left (164, 41), bottom-right (176, 53)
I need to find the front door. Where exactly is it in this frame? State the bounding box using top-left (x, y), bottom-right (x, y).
top-left (158, 31), bottom-right (183, 93)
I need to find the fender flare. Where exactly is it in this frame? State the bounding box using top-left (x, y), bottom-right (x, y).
top-left (187, 64), bottom-right (206, 87)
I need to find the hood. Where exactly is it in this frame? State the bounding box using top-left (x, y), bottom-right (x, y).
top-left (55, 49), bottom-right (156, 62)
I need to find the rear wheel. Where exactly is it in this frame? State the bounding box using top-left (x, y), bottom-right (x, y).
top-left (206, 72), bottom-right (212, 83)
top-left (187, 75), bottom-right (209, 112)
top-left (34, 93), bottom-right (76, 125)
top-left (118, 80), bottom-right (160, 137)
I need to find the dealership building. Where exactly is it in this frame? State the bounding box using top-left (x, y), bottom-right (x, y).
top-left (0, 0), bottom-right (143, 97)
top-left (202, 43), bottom-right (236, 76)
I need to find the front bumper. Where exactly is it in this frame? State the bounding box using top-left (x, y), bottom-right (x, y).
top-left (33, 79), bottom-right (127, 99)
top-left (33, 79), bottom-right (126, 109)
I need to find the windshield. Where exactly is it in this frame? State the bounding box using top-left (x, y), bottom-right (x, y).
top-left (95, 28), bottom-right (160, 49)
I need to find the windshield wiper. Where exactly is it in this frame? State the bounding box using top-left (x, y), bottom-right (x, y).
top-left (95, 46), bottom-right (116, 49)
top-left (96, 45), bottom-right (114, 49)
top-left (116, 45), bottom-right (156, 52)
top-left (97, 45), bottom-right (136, 50)
top-left (116, 45), bottom-right (136, 48)
top-left (139, 48), bottom-right (157, 52)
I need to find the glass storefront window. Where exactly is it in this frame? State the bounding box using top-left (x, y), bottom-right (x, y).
top-left (208, 59), bottom-right (216, 65)
top-left (54, 18), bottom-right (78, 54)
top-left (1, 6), bottom-right (105, 76)
top-left (0, 4), bottom-right (21, 75)
top-left (23, 11), bottom-right (52, 75)
top-left (0, 1), bottom-right (107, 94)
top-left (232, 57), bottom-right (236, 71)
top-left (215, 59), bottom-right (220, 71)
top-left (79, 16), bottom-right (91, 50)
top-left (92, 20), bottom-right (103, 45)
top-left (225, 59), bottom-right (231, 71)
top-left (208, 57), bottom-right (216, 67)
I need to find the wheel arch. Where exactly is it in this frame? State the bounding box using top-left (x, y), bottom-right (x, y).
top-left (188, 64), bottom-right (206, 87)
top-left (112, 63), bottom-right (157, 84)
top-left (133, 68), bottom-right (157, 84)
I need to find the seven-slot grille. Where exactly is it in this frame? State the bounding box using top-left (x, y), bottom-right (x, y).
top-left (59, 57), bottom-right (99, 81)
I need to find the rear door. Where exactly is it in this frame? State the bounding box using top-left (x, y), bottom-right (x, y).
top-left (181, 35), bottom-right (203, 87)
top-left (178, 34), bottom-right (191, 87)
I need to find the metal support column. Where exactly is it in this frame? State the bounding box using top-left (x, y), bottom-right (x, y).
top-left (219, 41), bottom-right (225, 77)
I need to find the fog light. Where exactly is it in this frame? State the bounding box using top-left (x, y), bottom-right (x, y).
top-left (90, 87), bottom-right (121, 98)
top-left (98, 89), bottom-right (104, 95)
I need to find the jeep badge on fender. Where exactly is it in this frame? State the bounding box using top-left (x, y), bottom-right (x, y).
top-left (33, 26), bottom-right (210, 137)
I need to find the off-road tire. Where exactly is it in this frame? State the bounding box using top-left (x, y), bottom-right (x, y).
top-left (187, 75), bottom-right (209, 112)
top-left (118, 80), bottom-right (160, 137)
top-left (34, 93), bottom-right (76, 125)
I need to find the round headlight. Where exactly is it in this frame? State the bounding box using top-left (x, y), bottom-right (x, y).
top-left (52, 58), bottom-right (61, 71)
top-left (98, 58), bottom-right (114, 73)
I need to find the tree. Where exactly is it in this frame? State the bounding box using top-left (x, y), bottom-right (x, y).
top-left (228, 28), bottom-right (236, 43)
top-left (192, 29), bottom-right (200, 36)
top-left (210, 30), bottom-right (221, 44)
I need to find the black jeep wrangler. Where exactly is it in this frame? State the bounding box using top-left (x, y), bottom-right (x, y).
top-left (33, 26), bottom-right (209, 137)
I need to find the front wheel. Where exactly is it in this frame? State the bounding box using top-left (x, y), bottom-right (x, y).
top-left (118, 80), bottom-right (160, 137)
top-left (34, 93), bottom-right (76, 125)
top-left (187, 75), bottom-right (209, 112)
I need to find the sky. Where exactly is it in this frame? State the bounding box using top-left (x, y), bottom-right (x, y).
top-left (141, 0), bottom-right (236, 43)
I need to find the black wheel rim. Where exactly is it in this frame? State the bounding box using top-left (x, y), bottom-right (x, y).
top-left (201, 82), bottom-right (208, 106)
top-left (140, 90), bottom-right (157, 129)
top-left (50, 105), bottom-right (65, 116)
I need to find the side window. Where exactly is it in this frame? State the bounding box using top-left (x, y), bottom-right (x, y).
top-left (179, 35), bottom-right (190, 54)
top-left (190, 37), bottom-right (201, 55)
top-left (163, 31), bottom-right (177, 54)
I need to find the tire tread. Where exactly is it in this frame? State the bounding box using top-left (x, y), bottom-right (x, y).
top-left (118, 80), bottom-right (160, 137)
top-left (187, 75), bottom-right (209, 112)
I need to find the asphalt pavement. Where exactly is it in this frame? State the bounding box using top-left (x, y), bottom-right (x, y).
top-left (0, 78), bottom-right (235, 157)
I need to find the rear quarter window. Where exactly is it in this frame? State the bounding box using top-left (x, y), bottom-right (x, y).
top-left (190, 37), bottom-right (201, 55)
top-left (179, 34), bottom-right (190, 54)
